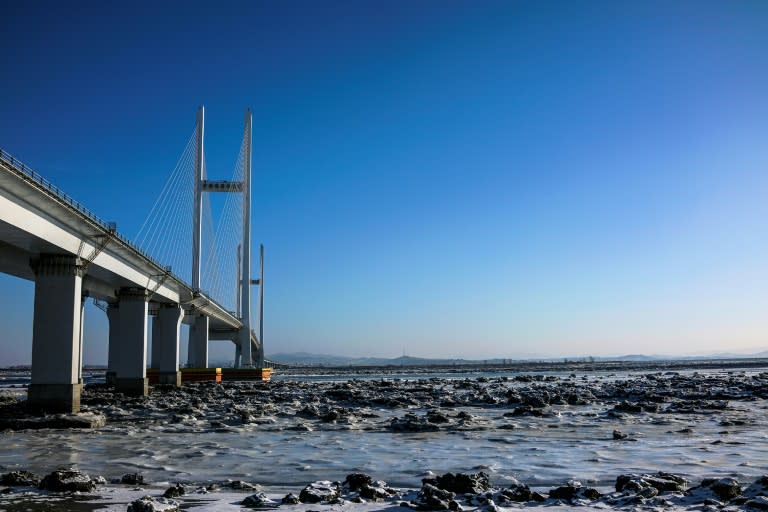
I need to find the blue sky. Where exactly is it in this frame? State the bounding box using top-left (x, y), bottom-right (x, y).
top-left (1, 1), bottom-right (768, 365)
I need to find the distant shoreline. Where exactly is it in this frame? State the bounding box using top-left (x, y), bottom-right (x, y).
top-left (3, 357), bottom-right (768, 375)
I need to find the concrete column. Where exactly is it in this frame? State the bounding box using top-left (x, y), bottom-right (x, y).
top-left (150, 315), bottom-right (162, 368)
top-left (28, 255), bottom-right (84, 413)
top-left (78, 297), bottom-right (85, 384)
top-left (112, 288), bottom-right (149, 396)
top-left (234, 343), bottom-right (242, 369)
top-left (187, 314), bottom-right (209, 368)
top-left (106, 304), bottom-right (120, 385)
top-left (154, 304), bottom-right (183, 386)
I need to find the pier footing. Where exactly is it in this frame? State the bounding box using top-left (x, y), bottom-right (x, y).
top-left (115, 378), bottom-right (148, 396)
top-left (27, 383), bottom-right (83, 413)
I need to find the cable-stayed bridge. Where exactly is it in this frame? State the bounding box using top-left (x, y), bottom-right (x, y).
top-left (0, 107), bottom-right (270, 413)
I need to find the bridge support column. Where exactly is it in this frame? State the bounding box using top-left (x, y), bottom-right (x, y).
top-left (154, 304), bottom-right (183, 385)
top-left (111, 288), bottom-right (149, 396)
top-left (106, 304), bottom-right (120, 385)
top-left (27, 255), bottom-right (84, 413)
top-left (151, 315), bottom-right (162, 369)
top-left (187, 314), bottom-right (209, 368)
top-left (234, 343), bottom-right (242, 369)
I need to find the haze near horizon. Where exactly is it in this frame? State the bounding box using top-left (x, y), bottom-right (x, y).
top-left (1, 1), bottom-right (767, 366)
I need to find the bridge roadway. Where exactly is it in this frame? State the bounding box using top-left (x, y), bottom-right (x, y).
top-left (0, 149), bottom-right (261, 413)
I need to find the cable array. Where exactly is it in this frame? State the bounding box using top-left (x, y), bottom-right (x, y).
top-left (133, 120), bottom-right (255, 327)
top-left (134, 128), bottom-right (196, 284)
top-left (201, 135), bottom-right (246, 314)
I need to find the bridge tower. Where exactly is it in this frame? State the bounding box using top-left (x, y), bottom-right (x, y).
top-left (190, 106), bottom-right (260, 368)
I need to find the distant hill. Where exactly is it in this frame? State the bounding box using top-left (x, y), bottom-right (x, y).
top-left (266, 350), bottom-right (768, 367)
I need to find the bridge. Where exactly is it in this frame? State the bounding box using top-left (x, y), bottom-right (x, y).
top-left (0, 107), bottom-right (272, 413)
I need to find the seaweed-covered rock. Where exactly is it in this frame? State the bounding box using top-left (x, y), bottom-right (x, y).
top-left (39, 469), bottom-right (97, 492)
top-left (1, 470), bottom-right (39, 487)
top-left (127, 496), bottom-right (179, 512)
top-left (299, 480), bottom-right (340, 503)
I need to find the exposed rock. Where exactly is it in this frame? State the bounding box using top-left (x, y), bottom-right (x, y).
top-left (163, 483), bottom-right (185, 498)
top-left (344, 473), bottom-right (373, 491)
top-left (424, 472), bottom-right (490, 494)
top-left (243, 492), bottom-right (278, 508)
top-left (121, 473), bottom-right (144, 485)
top-left (127, 496), bottom-right (179, 512)
top-left (1, 470), bottom-right (39, 487)
top-left (390, 413), bottom-right (440, 432)
top-left (692, 477), bottom-right (743, 501)
top-left (616, 472), bottom-right (687, 494)
top-left (549, 483), bottom-right (578, 501)
top-left (39, 469), bottom-right (97, 492)
top-left (612, 429), bottom-right (628, 440)
top-left (281, 492), bottom-right (300, 504)
top-left (500, 477), bottom-right (531, 502)
top-left (413, 483), bottom-right (455, 510)
top-left (229, 480), bottom-right (260, 491)
top-left (299, 480), bottom-right (340, 503)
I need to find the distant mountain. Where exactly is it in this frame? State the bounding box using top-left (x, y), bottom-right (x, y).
top-left (266, 350), bottom-right (768, 367)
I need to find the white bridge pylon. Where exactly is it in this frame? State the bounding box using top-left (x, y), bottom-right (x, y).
top-left (189, 106), bottom-right (263, 369)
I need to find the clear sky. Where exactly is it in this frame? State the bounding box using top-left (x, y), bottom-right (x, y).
top-left (1, 1), bottom-right (768, 365)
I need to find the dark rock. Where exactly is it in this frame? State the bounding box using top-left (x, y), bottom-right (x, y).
top-left (414, 483), bottom-right (455, 510)
top-left (549, 484), bottom-right (578, 501)
top-left (39, 469), bottom-right (97, 492)
top-left (359, 481), bottom-right (396, 500)
top-left (121, 473), bottom-right (145, 485)
top-left (127, 495), bottom-right (179, 511)
top-left (243, 492), bottom-right (278, 507)
top-left (299, 480), bottom-right (340, 503)
top-left (1, 470), bottom-right (39, 487)
top-left (163, 483), bottom-right (185, 498)
top-left (390, 413), bottom-right (440, 432)
top-left (433, 472), bottom-right (490, 494)
top-left (426, 409), bottom-right (450, 424)
top-left (613, 401), bottom-right (643, 413)
top-left (281, 493), bottom-right (300, 504)
top-left (531, 491), bottom-right (547, 501)
top-left (700, 477), bottom-right (742, 501)
top-left (344, 473), bottom-right (373, 491)
top-left (502, 478), bottom-right (531, 502)
top-left (613, 429), bottom-right (628, 440)
top-left (229, 480), bottom-right (259, 491)
top-left (616, 472), bottom-right (687, 494)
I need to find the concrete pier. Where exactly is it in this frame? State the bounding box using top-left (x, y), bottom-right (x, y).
top-left (187, 314), bottom-right (209, 368)
top-left (111, 288), bottom-right (149, 396)
top-left (27, 255), bottom-right (84, 413)
top-left (154, 304), bottom-right (183, 385)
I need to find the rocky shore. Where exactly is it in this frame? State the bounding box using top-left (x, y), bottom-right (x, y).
top-left (2, 366), bottom-right (768, 510)
top-left (3, 467), bottom-right (768, 511)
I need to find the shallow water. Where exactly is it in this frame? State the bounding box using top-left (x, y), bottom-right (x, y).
top-left (2, 368), bottom-right (768, 492)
